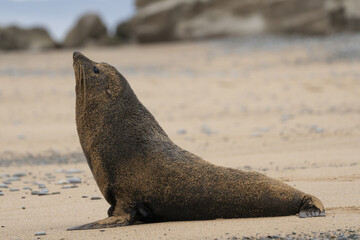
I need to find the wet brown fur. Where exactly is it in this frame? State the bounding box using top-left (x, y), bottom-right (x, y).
top-left (69, 52), bottom-right (325, 230)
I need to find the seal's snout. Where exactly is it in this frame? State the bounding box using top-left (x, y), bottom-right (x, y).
top-left (73, 51), bottom-right (82, 63)
top-left (73, 51), bottom-right (92, 65)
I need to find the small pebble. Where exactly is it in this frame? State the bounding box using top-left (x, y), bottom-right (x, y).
top-left (57, 180), bottom-right (70, 185)
top-left (34, 231), bottom-right (46, 236)
top-left (17, 134), bottom-right (26, 140)
top-left (52, 192), bottom-right (60, 195)
top-left (62, 186), bottom-right (71, 189)
top-left (7, 177), bottom-right (20, 181)
top-left (23, 186), bottom-right (32, 190)
top-left (91, 196), bottom-right (102, 200)
top-left (22, 206), bottom-right (25, 209)
top-left (82, 196), bottom-right (88, 198)
top-left (10, 188), bottom-right (19, 192)
top-left (177, 129), bottom-right (187, 135)
top-left (201, 123), bottom-right (217, 135)
top-left (0, 192), bottom-right (4, 196)
top-left (65, 169), bottom-right (83, 174)
top-left (13, 172), bottom-right (27, 177)
top-left (38, 184), bottom-right (47, 189)
top-left (38, 189), bottom-right (49, 196)
top-left (68, 177), bottom-right (81, 184)
top-left (3, 181), bottom-right (11, 185)
top-left (0, 184), bottom-right (9, 188)
top-left (310, 125), bottom-right (324, 133)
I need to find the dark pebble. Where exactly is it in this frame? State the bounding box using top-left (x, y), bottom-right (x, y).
top-left (10, 188), bottom-right (20, 192)
top-left (13, 172), bottom-right (26, 177)
top-left (91, 196), bottom-right (102, 200)
top-left (7, 177), bottom-right (20, 181)
top-left (0, 184), bottom-right (9, 188)
top-left (65, 169), bottom-right (83, 174)
top-left (68, 177), bottom-right (81, 184)
top-left (34, 231), bottom-right (46, 236)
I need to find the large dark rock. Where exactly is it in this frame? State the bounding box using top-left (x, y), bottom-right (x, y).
top-left (63, 13), bottom-right (108, 48)
top-left (0, 26), bottom-right (56, 51)
top-left (131, 0), bottom-right (360, 43)
top-left (115, 21), bottom-right (135, 43)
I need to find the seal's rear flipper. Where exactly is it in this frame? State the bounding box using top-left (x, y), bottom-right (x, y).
top-left (67, 216), bottom-right (130, 231)
top-left (299, 194), bottom-right (326, 218)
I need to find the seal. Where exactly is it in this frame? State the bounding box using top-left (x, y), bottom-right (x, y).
top-left (68, 52), bottom-right (325, 230)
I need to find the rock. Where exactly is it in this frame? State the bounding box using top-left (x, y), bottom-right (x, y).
top-left (7, 177), bottom-right (20, 181)
top-left (12, 172), bottom-right (26, 177)
top-left (65, 169), bottom-right (83, 174)
top-left (0, 184), bottom-right (9, 188)
top-left (115, 21), bottom-right (135, 43)
top-left (201, 124), bottom-right (217, 135)
top-left (63, 13), bottom-right (108, 47)
top-left (0, 192), bottom-right (4, 196)
top-left (131, 0), bottom-right (360, 42)
top-left (10, 188), bottom-right (19, 192)
top-left (136, 0), bottom-right (162, 8)
top-left (0, 26), bottom-right (56, 51)
top-left (177, 129), bottom-right (187, 135)
top-left (91, 196), bottom-right (102, 200)
top-left (67, 177), bottom-right (81, 184)
top-left (38, 189), bottom-right (49, 196)
top-left (23, 186), bottom-right (32, 190)
top-left (310, 125), bottom-right (325, 133)
top-left (57, 180), bottom-right (70, 185)
top-left (34, 231), bottom-right (46, 236)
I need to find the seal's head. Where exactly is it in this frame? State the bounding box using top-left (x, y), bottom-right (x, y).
top-left (73, 51), bottom-right (128, 109)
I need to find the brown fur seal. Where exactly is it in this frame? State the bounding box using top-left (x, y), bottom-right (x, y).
top-left (68, 52), bottom-right (325, 230)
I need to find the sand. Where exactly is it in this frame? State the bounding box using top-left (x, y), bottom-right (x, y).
top-left (0, 35), bottom-right (359, 239)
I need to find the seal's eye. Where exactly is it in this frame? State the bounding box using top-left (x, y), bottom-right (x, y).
top-left (93, 66), bottom-right (100, 74)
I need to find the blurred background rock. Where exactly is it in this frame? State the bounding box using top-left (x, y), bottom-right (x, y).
top-left (1, 0), bottom-right (360, 51)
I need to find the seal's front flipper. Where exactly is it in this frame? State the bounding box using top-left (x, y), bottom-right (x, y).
top-left (299, 194), bottom-right (326, 218)
top-left (67, 216), bottom-right (130, 231)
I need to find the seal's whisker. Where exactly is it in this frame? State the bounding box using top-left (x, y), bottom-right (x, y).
top-left (82, 64), bottom-right (87, 106)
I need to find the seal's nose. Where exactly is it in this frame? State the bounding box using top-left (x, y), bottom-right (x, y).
top-left (73, 51), bottom-right (82, 61)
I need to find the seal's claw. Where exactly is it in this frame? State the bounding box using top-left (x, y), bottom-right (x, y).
top-left (67, 216), bottom-right (130, 231)
top-left (298, 194), bottom-right (326, 218)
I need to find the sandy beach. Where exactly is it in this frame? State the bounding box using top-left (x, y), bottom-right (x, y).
top-left (1, 35), bottom-right (359, 239)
